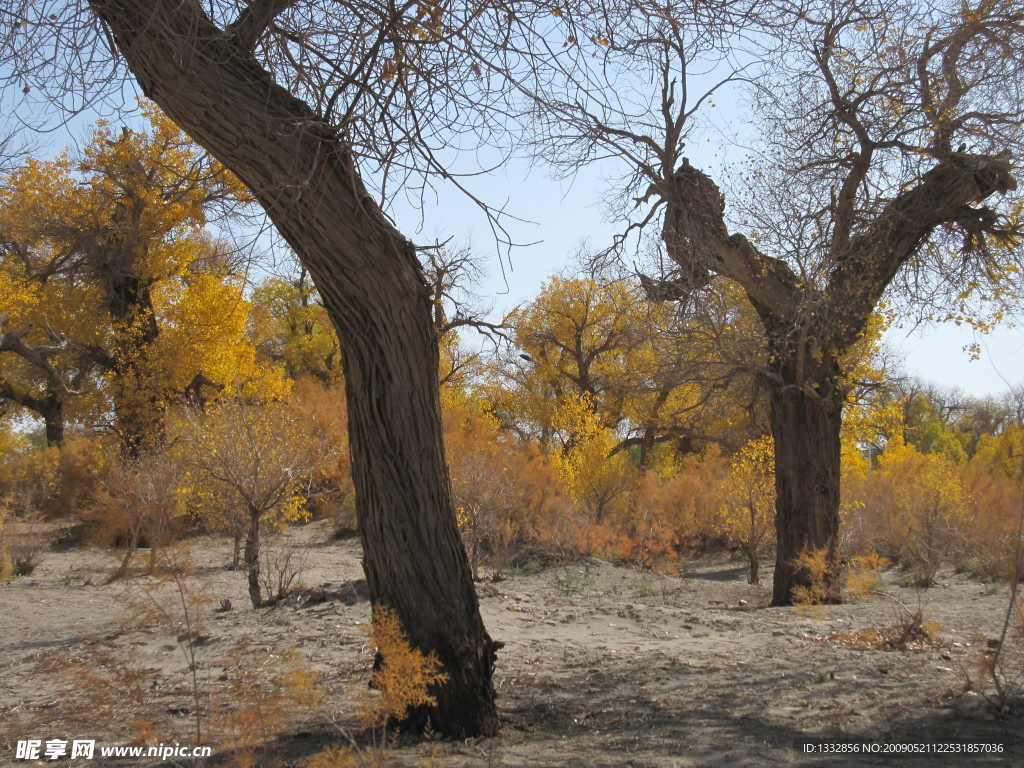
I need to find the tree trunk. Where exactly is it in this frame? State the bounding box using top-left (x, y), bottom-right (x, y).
top-left (231, 533), bottom-right (242, 571)
top-left (41, 396), bottom-right (64, 448)
top-left (745, 542), bottom-right (760, 586)
top-left (244, 507), bottom-right (262, 609)
top-left (768, 360), bottom-right (843, 606)
top-left (343, 287), bottom-right (499, 736)
top-left (87, 0), bottom-right (499, 736)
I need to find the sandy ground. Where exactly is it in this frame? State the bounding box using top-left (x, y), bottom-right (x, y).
top-left (1, 520), bottom-right (1020, 767)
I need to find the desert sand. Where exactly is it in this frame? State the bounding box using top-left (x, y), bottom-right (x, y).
top-left (1, 520), bottom-right (1018, 767)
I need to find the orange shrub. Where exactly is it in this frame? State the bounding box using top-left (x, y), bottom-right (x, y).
top-left (287, 379), bottom-right (355, 531)
top-left (445, 404), bottom-right (567, 576)
top-left (83, 448), bottom-right (188, 578)
top-left (0, 437), bottom-right (102, 519)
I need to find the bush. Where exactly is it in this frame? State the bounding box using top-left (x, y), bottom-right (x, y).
top-left (82, 447), bottom-right (188, 579)
top-left (0, 438), bottom-right (102, 520)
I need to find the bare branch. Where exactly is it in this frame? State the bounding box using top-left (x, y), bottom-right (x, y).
top-left (228, 0), bottom-right (302, 53)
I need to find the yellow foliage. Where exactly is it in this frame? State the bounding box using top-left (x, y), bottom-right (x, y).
top-left (844, 553), bottom-right (890, 598)
top-left (721, 435), bottom-right (776, 583)
top-left (722, 436), bottom-right (775, 546)
top-left (362, 606), bottom-right (448, 729)
top-left (491, 274), bottom-right (759, 459)
top-left (250, 274), bottom-right (342, 385)
top-left (0, 103), bottom-right (271, 445)
top-left (791, 546), bottom-right (842, 610)
top-left (550, 393), bottom-right (636, 522)
top-left (973, 424), bottom-right (1024, 480)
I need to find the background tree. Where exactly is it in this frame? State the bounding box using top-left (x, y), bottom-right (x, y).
top-left (174, 398), bottom-right (326, 608)
top-left (533, 0), bottom-right (1024, 604)
top-left (251, 269), bottom-right (342, 386)
top-left (722, 435), bottom-right (775, 585)
top-left (491, 272), bottom-right (762, 462)
top-left (0, 109), bottom-right (260, 451)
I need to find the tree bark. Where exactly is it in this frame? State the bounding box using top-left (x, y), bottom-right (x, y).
top-left (87, 0), bottom-right (499, 736)
top-left (244, 507), bottom-right (263, 609)
top-left (43, 400), bottom-right (64, 448)
top-left (766, 355), bottom-right (843, 605)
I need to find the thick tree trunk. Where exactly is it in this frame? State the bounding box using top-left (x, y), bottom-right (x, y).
top-left (768, 359), bottom-right (844, 606)
top-left (88, 0), bottom-right (499, 737)
top-left (44, 409), bottom-right (64, 448)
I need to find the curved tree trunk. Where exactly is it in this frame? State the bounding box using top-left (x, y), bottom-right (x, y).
top-left (87, 0), bottom-right (499, 737)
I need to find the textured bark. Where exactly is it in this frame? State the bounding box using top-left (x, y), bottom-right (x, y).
top-left (766, 349), bottom-right (843, 605)
top-left (244, 507), bottom-right (263, 609)
top-left (87, 0), bottom-right (499, 736)
top-left (41, 398), bottom-right (64, 448)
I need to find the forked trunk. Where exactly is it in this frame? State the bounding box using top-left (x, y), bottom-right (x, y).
top-left (87, 0), bottom-right (499, 736)
top-left (768, 369), bottom-right (843, 606)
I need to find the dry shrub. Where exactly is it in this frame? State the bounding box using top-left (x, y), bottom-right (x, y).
top-left (3, 514), bottom-right (53, 576)
top-left (971, 500), bottom-right (1024, 714)
top-left (258, 540), bottom-right (310, 604)
top-left (288, 380), bottom-right (356, 532)
top-left (959, 462), bottom-right (1024, 582)
top-left (842, 434), bottom-right (1024, 586)
top-left (37, 553), bottom-right (321, 767)
top-left (83, 448), bottom-right (187, 579)
top-left (302, 606), bottom-right (447, 768)
top-left (446, 405), bottom-right (567, 577)
top-left (210, 639), bottom-right (323, 767)
top-left (0, 438), bottom-right (102, 520)
top-left (791, 546), bottom-right (842, 610)
top-left (49, 643), bottom-right (163, 745)
top-left (975, 597), bottom-right (1024, 714)
top-left (634, 445), bottom-right (731, 554)
top-left (841, 441), bottom-right (967, 585)
top-left (826, 615), bottom-right (942, 651)
top-left (844, 552), bottom-right (890, 598)
top-left (543, 445), bottom-right (732, 571)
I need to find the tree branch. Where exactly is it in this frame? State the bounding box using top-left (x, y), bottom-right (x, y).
top-left (228, 0), bottom-right (301, 53)
top-left (827, 153), bottom-right (1017, 352)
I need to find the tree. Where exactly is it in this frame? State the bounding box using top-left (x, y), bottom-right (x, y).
top-left (533, 0), bottom-right (1024, 604)
top-left (251, 269), bottom-right (342, 386)
top-left (492, 272), bottom-right (760, 463)
top-left (722, 435), bottom-right (775, 585)
top-left (175, 398), bottom-right (324, 608)
top-left (1, 0), bottom-right (566, 734)
top-left (0, 109), bottom-right (259, 451)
